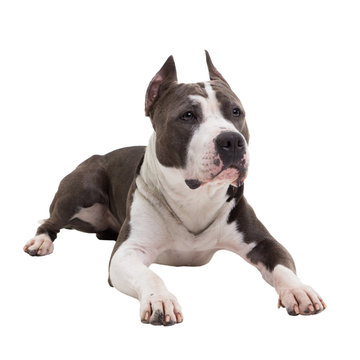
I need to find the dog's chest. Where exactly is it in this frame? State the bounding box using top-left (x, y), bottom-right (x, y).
top-left (155, 223), bottom-right (218, 266)
top-left (131, 180), bottom-right (244, 266)
top-left (154, 217), bottom-right (242, 266)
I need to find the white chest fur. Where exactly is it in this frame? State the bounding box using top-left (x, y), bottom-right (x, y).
top-left (130, 176), bottom-right (251, 267)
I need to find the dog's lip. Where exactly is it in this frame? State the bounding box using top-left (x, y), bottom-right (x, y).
top-left (213, 165), bottom-right (239, 176)
top-left (185, 166), bottom-right (245, 190)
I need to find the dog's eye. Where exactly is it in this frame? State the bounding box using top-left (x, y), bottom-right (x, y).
top-left (233, 108), bottom-right (241, 117)
top-left (181, 111), bottom-right (196, 121)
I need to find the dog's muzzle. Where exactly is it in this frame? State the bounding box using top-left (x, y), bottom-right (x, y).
top-left (185, 131), bottom-right (249, 190)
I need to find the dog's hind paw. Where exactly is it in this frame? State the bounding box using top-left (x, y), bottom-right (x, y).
top-left (23, 234), bottom-right (54, 256)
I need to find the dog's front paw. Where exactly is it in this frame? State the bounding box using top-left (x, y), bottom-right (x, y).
top-left (140, 292), bottom-right (183, 326)
top-left (23, 234), bottom-right (54, 256)
top-left (278, 285), bottom-right (326, 316)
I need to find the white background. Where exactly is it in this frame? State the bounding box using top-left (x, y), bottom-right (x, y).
top-left (1, 0), bottom-right (359, 359)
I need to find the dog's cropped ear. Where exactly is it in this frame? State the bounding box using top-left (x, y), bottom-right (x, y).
top-left (145, 55), bottom-right (177, 117)
top-left (205, 50), bottom-right (229, 86)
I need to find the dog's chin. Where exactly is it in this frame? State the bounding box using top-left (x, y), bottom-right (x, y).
top-left (185, 167), bottom-right (246, 190)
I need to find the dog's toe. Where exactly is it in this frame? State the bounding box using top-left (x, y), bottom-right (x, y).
top-left (140, 293), bottom-right (183, 326)
top-left (150, 309), bottom-right (165, 325)
top-left (26, 248), bottom-right (40, 256)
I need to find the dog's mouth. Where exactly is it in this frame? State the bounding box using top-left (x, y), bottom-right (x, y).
top-left (185, 165), bottom-right (247, 190)
top-left (212, 166), bottom-right (241, 182)
top-left (185, 151), bottom-right (249, 190)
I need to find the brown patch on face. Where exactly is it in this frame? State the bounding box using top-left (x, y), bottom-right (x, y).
top-left (152, 82), bottom-right (208, 168)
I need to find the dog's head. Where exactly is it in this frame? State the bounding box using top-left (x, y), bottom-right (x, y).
top-left (145, 51), bottom-right (249, 190)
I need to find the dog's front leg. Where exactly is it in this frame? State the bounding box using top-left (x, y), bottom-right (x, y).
top-left (222, 196), bottom-right (326, 316)
top-left (224, 235), bottom-right (326, 315)
top-left (109, 240), bottom-right (183, 326)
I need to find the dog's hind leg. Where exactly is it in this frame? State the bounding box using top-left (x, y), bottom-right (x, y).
top-left (24, 155), bottom-right (116, 256)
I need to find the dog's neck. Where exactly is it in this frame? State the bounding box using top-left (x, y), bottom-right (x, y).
top-left (139, 133), bottom-right (232, 235)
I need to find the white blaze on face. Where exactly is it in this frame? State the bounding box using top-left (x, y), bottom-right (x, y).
top-left (185, 82), bottom-right (240, 183)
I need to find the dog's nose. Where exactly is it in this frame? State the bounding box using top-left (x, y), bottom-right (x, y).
top-left (215, 131), bottom-right (245, 165)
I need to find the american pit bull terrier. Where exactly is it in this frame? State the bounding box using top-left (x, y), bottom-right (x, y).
top-left (24, 51), bottom-right (326, 325)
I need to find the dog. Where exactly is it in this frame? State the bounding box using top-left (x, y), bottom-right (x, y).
top-left (24, 51), bottom-right (326, 325)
